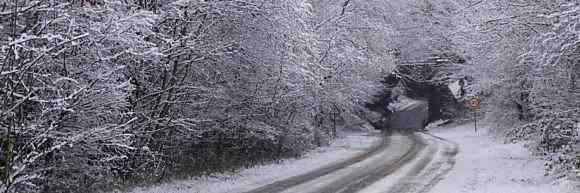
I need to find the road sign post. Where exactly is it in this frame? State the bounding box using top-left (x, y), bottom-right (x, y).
top-left (329, 103), bottom-right (341, 137)
top-left (333, 114), bottom-right (336, 137)
top-left (474, 108), bottom-right (477, 132)
top-left (468, 97), bottom-right (481, 132)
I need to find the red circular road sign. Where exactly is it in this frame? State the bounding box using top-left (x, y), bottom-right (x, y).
top-left (468, 97), bottom-right (481, 109)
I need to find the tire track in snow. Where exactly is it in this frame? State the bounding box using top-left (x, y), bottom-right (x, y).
top-left (418, 133), bottom-right (459, 193)
top-left (318, 130), bottom-right (426, 193)
top-left (243, 130), bottom-right (394, 193)
top-left (384, 132), bottom-right (459, 193)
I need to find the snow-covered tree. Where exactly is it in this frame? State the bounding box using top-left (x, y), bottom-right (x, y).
top-left (0, 0), bottom-right (160, 191)
top-left (0, 0), bottom-right (397, 191)
top-left (434, 0), bottom-right (580, 181)
top-left (308, 0), bottom-right (394, 123)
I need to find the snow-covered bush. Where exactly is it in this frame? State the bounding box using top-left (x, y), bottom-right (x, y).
top-left (439, 0), bottom-right (580, 184)
top-left (0, 1), bottom-right (150, 191)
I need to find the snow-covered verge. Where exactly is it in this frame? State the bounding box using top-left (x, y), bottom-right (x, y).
top-left (501, 117), bottom-right (580, 183)
top-left (424, 119), bottom-right (449, 130)
top-left (123, 131), bottom-right (380, 193)
top-left (429, 123), bottom-right (578, 193)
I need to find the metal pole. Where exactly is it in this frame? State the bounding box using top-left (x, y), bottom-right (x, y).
top-left (474, 108), bottom-right (477, 132)
top-left (333, 114), bottom-right (336, 137)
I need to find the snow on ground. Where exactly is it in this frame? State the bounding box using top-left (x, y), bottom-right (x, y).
top-left (429, 123), bottom-right (577, 193)
top-left (424, 119), bottom-right (448, 130)
top-left (127, 131), bottom-right (380, 193)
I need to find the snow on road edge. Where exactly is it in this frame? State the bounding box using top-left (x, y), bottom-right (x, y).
top-left (429, 123), bottom-right (577, 193)
top-left (126, 131), bottom-right (380, 193)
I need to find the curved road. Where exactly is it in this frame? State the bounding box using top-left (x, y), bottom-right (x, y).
top-left (245, 101), bottom-right (458, 193)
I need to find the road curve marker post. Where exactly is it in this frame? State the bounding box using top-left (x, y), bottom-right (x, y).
top-left (468, 97), bottom-right (481, 132)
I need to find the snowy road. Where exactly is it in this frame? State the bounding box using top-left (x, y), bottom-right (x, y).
top-left (242, 130), bottom-right (459, 193)
top-left (244, 130), bottom-right (420, 193)
top-left (363, 132), bottom-right (459, 193)
top-left (245, 100), bottom-right (459, 193)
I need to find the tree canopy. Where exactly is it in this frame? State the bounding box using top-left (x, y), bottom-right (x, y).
top-left (1, 0), bottom-right (579, 191)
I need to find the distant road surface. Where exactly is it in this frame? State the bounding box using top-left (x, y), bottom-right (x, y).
top-left (244, 101), bottom-right (458, 193)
